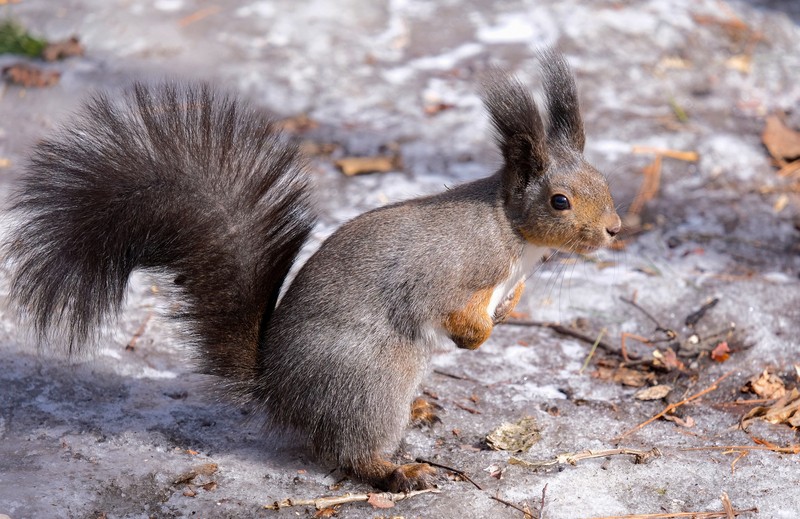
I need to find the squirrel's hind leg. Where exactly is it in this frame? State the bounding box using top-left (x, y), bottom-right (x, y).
top-left (348, 456), bottom-right (437, 492)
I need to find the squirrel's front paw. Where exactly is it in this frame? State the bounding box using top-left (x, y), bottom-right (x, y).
top-left (493, 281), bottom-right (525, 324)
top-left (385, 463), bottom-right (437, 493)
top-left (410, 397), bottom-right (442, 427)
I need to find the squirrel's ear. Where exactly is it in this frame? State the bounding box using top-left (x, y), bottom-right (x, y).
top-left (482, 71), bottom-right (548, 185)
top-left (540, 49), bottom-right (585, 152)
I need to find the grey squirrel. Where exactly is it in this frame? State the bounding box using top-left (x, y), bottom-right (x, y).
top-left (4, 50), bottom-right (620, 492)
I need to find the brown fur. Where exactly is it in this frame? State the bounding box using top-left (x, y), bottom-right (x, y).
top-left (442, 287), bottom-right (496, 350)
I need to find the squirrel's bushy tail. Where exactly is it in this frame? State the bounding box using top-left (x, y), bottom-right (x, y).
top-left (5, 83), bottom-right (315, 389)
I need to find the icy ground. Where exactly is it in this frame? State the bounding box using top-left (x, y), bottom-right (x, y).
top-left (0, 0), bottom-right (798, 518)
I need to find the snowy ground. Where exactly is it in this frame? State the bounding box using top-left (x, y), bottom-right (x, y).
top-left (0, 1), bottom-right (798, 518)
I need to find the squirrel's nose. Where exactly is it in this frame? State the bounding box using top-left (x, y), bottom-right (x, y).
top-left (606, 217), bottom-right (622, 238)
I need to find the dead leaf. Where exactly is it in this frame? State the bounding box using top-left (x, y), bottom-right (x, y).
top-left (593, 363), bottom-right (655, 388)
top-left (742, 369), bottom-right (786, 399)
top-left (635, 384), bottom-right (673, 401)
top-left (615, 367), bottom-right (654, 387)
top-left (652, 348), bottom-right (685, 371)
top-left (279, 114), bottom-right (319, 133)
top-left (2, 63), bottom-right (60, 87)
top-left (42, 36), bottom-right (84, 61)
top-left (314, 508), bottom-right (337, 518)
top-left (424, 102), bottom-right (455, 116)
top-left (173, 463), bottom-right (219, 485)
top-left (366, 493), bottom-right (395, 509)
top-left (725, 54), bottom-right (751, 73)
top-left (663, 414), bottom-right (695, 428)
top-left (486, 416), bottom-right (541, 452)
top-left (183, 488), bottom-right (197, 497)
top-left (201, 481), bottom-right (217, 491)
top-left (711, 341), bottom-right (731, 362)
top-left (741, 388), bottom-right (800, 428)
top-left (484, 463), bottom-right (504, 480)
top-left (773, 194), bottom-right (789, 213)
top-left (335, 155), bottom-right (400, 176)
top-left (300, 141), bottom-right (338, 157)
top-left (762, 115), bottom-right (800, 164)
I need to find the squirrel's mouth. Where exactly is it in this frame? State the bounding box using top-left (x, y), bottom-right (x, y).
top-left (571, 236), bottom-right (615, 255)
top-left (573, 244), bottom-right (600, 255)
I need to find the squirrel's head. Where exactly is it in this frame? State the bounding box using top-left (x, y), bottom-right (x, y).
top-left (483, 51), bottom-right (621, 254)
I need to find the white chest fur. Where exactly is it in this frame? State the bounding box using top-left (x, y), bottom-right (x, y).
top-left (486, 244), bottom-right (548, 317)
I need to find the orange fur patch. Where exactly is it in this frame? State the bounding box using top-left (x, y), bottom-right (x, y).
top-left (443, 287), bottom-right (495, 350)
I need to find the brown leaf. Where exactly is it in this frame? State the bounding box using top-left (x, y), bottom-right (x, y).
top-left (335, 155), bottom-right (400, 176)
top-left (593, 363), bottom-right (655, 387)
top-left (173, 463), bottom-right (219, 485)
top-left (635, 384), bottom-right (673, 401)
top-left (278, 114), bottom-right (319, 134)
top-left (201, 481), bottom-right (217, 491)
top-left (424, 102), bottom-right (455, 116)
top-left (484, 463), bottom-right (504, 480)
top-left (652, 348), bottom-right (685, 371)
top-left (42, 36), bottom-right (84, 61)
top-left (663, 414), bottom-right (695, 428)
top-left (762, 115), bottom-right (800, 163)
top-left (314, 508), bottom-right (338, 518)
top-left (741, 388), bottom-right (800, 428)
top-left (711, 341), bottom-right (731, 362)
top-left (742, 369), bottom-right (786, 399)
top-left (2, 63), bottom-right (60, 87)
top-left (615, 366), bottom-right (655, 387)
top-left (366, 493), bottom-right (395, 509)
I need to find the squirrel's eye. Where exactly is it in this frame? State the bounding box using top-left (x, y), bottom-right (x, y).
top-left (550, 194), bottom-right (571, 211)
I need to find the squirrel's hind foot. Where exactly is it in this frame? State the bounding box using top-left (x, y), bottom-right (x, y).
top-left (350, 457), bottom-right (437, 492)
top-left (385, 463), bottom-right (437, 492)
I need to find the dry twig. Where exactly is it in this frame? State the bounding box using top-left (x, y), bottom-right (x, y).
top-left (509, 447), bottom-right (661, 469)
top-left (580, 328), bottom-right (606, 374)
top-left (265, 488), bottom-right (440, 510)
top-left (490, 493), bottom-right (534, 519)
top-left (415, 458), bottom-right (483, 490)
top-left (504, 320), bottom-right (623, 357)
top-left (614, 371), bottom-right (734, 442)
top-left (178, 5), bottom-right (221, 27)
top-left (586, 509), bottom-right (757, 519)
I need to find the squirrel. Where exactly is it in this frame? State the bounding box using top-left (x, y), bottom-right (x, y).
top-left (4, 50), bottom-right (620, 492)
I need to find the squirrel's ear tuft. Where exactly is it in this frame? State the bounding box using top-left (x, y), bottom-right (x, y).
top-left (481, 71), bottom-right (548, 178)
top-left (539, 49), bottom-right (585, 151)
